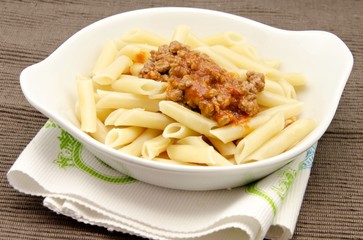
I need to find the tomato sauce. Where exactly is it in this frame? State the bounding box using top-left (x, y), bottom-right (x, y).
top-left (139, 41), bottom-right (265, 126)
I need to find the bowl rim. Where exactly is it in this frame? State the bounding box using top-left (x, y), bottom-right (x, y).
top-left (20, 7), bottom-right (354, 174)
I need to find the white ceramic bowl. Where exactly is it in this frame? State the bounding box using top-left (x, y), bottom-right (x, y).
top-left (20, 7), bottom-right (353, 191)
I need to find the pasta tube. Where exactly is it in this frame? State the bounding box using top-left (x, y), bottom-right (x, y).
top-left (77, 75), bottom-right (97, 133)
top-left (121, 29), bottom-right (169, 46)
top-left (202, 32), bottom-right (244, 47)
top-left (142, 135), bottom-right (172, 159)
top-left (282, 72), bottom-right (307, 86)
top-left (119, 129), bottom-right (161, 156)
top-left (159, 100), bottom-right (217, 136)
top-left (105, 126), bottom-right (144, 148)
top-left (112, 75), bottom-right (167, 96)
top-left (256, 102), bottom-right (304, 120)
top-left (91, 40), bottom-right (118, 75)
top-left (257, 91), bottom-right (297, 107)
top-left (93, 55), bottom-right (133, 85)
top-left (129, 63), bottom-right (145, 76)
top-left (234, 112), bottom-right (285, 164)
top-left (105, 108), bottom-right (174, 130)
top-left (96, 92), bottom-right (161, 112)
top-left (211, 45), bottom-right (281, 79)
top-left (245, 119), bottom-right (316, 161)
top-left (171, 25), bottom-right (191, 43)
top-left (278, 78), bottom-right (297, 99)
top-left (195, 46), bottom-right (239, 71)
top-left (167, 145), bottom-right (217, 165)
top-left (89, 119), bottom-right (111, 144)
top-left (162, 122), bottom-right (199, 139)
top-left (264, 79), bottom-right (285, 96)
top-left (209, 115), bottom-right (271, 143)
top-left (207, 137), bottom-right (236, 157)
top-left (185, 33), bottom-right (207, 48)
top-left (175, 136), bottom-right (233, 166)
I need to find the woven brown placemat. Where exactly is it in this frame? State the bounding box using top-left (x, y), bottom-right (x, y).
top-left (1, 0), bottom-right (362, 239)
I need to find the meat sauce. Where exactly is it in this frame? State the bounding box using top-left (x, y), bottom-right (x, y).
top-left (139, 41), bottom-right (265, 126)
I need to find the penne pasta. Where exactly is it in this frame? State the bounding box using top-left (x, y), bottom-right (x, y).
top-left (105, 126), bottom-right (144, 148)
top-left (130, 43), bottom-right (158, 52)
top-left (211, 45), bottom-right (281, 79)
top-left (234, 112), bottom-right (285, 164)
top-left (93, 81), bottom-right (114, 92)
top-left (247, 114), bottom-right (274, 129)
top-left (256, 102), bottom-right (304, 120)
top-left (264, 79), bottom-right (285, 96)
top-left (209, 125), bottom-right (249, 144)
top-left (96, 91), bottom-right (161, 112)
top-left (129, 62), bottom-right (145, 76)
top-left (207, 137), bottom-right (236, 157)
top-left (175, 136), bottom-right (233, 166)
top-left (282, 72), bottom-right (307, 86)
top-left (159, 100), bottom-right (217, 136)
top-left (103, 108), bottom-right (128, 125)
top-left (112, 75), bottom-right (167, 96)
top-left (257, 91), bottom-right (297, 107)
top-left (229, 44), bottom-right (259, 61)
top-left (195, 46), bottom-right (240, 71)
top-left (121, 29), bottom-right (169, 46)
top-left (114, 39), bottom-right (128, 50)
top-left (142, 135), bottom-right (172, 159)
top-left (167, 144), bottom-right (217, 165)
top-left (262, 59), bottom-right (281, 69)
top-left (245, 119), bottom-right (316, 161)
top-left (171, 25), bottom-right (191, 43)
top-left (209, 115), bottom-right (271, 143)
top-left (176, 136), bottom-right (207, 146)
top-left (207, 149), bottom-right (234, 166)
top-left (93, 55), bottom-right (133, 85)
top-left (185, 32), bottom-right (207, 48)
top-left (119, 128), bottom-right (161, 156)
top-left (167, 144), bottom-right (232, 166)
top-left (91, 40), bottom-right (118, 75)
top-left (148, 92), bottom-right (167, 100)
top-left (96, 108), bottom-right (114, 123)
top-left (118, 45), bottom-right (151, 63)
top-left (162, 122), bottom-right (199, 139)
top-left (278, 78), bottom-right (297, 99)
top-left (105, 108), bottom-right (174, 130)
top-left (202, 32), bottom-right (244, 47)
top-left (77, 75), bottom-right (97, 133)
top-left (89, 119), bottom-right (111, 144)
top-left (229, 44), bottom-right (282, 69)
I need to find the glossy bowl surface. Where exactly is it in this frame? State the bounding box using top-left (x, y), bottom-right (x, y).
top-left (20, 7), bottom-right (353, 190)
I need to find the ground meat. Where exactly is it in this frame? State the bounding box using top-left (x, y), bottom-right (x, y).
top-left (139, 41), bottom-right (265, 126)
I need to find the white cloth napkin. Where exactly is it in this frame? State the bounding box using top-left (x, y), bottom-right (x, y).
top-left (7, 120), bottom-right (317, 240)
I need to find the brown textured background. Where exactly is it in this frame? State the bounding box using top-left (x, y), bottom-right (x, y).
top-left (1, 0), bottom-right (362, 239)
